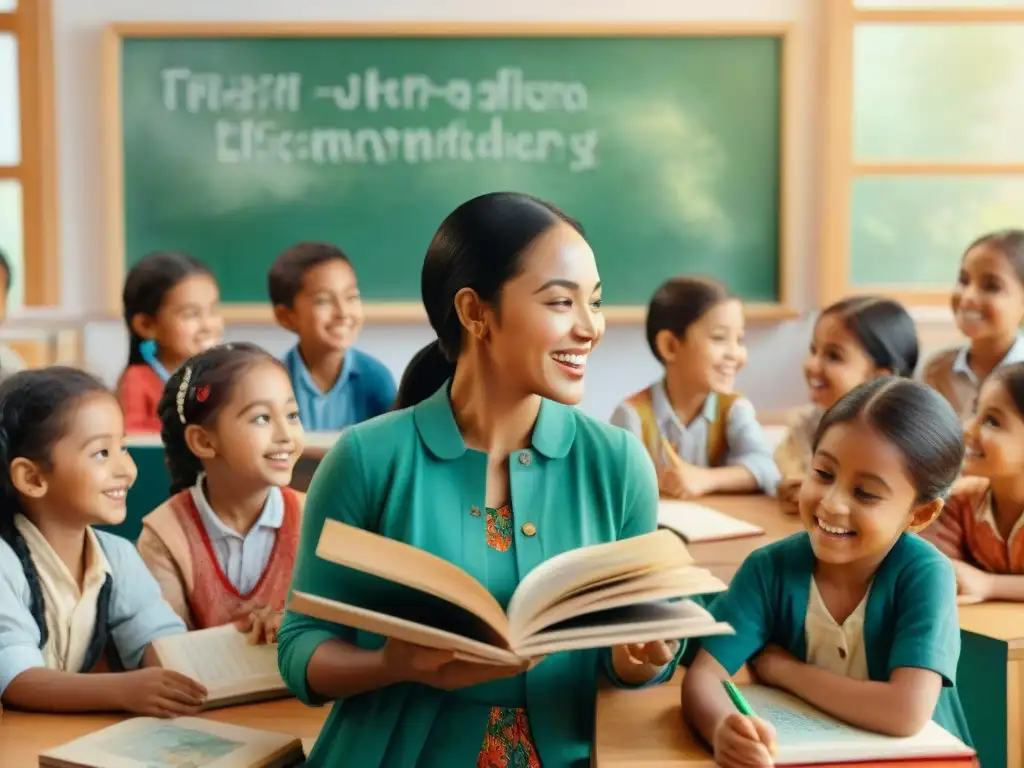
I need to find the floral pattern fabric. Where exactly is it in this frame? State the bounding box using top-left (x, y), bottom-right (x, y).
top-left (476, 505), bottom-right (540, 767)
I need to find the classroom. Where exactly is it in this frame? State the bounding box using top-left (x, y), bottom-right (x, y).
top-left (1, 0), bottom-right (1023, 766)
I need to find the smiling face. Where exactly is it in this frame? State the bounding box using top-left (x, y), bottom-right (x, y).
top-left (952, 244), bottom-right (1024, 343)
top-left (482, 222), bottom-right (604, 405)
top-left (276, 259), bottom-right (365, 355)
top-left (133, 273), bottom-right (223, 369)
top-left (662, 299), bottom-right (746, 394)
top-left (33, 392), bottom-right (137, 527)
top-left (804, 312), bottom-right (884, 409)
top-left (193, 360), bottom-right (305, 489)
top-left (798, 420), bottom-right (940, 569)
top-left (963, 375), bottom-right (1024, 480)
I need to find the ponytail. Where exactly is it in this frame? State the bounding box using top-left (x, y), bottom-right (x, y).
top-left (393, 340), bottom-right (457, 410)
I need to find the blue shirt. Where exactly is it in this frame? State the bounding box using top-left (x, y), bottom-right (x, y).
top-left (282, 346), bottom-right (396, 432)
top-left (0, 527), bottom-right (186, 696)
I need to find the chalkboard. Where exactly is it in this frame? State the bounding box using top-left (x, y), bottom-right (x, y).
top-left (106, 25), bottom-right (789, 318)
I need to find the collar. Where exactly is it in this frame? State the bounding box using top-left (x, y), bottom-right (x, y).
top-left (189, 474), bottom-right (285, 540)
top-left (288, 346), bottom-right (358, 398)
top-left (14, 515), bottom-right (112, 593)
top-left (413, 381), bottom-right (576, 461)
top-left (952, 336), bottom-right (1024, 384)
top-left (651, 380), bottom-right (718, 430)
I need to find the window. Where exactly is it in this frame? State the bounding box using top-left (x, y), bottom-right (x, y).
top-left (0, 0), bottom-right (56, 309)
top-left (821, 1), bottom-right (1024, 305)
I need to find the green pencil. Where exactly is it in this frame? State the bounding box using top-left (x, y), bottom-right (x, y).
top-left (723, 680), bottom-right (756, 716)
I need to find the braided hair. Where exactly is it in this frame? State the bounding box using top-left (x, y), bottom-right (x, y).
top-left (158, 342), bottom-right (284, 495)
top-left (0, 367), bottom-right (113, 646)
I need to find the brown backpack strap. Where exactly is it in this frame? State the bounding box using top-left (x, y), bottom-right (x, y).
top-left (626, 387), bottom-right (661, 463)
top-left (706, 393), bottom-right (739, 468)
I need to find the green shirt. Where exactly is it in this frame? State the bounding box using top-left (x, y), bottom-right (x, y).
top-left (700, 532), bottom-right (973, 745)
top-left (277, 384), bottom-right (681, 767)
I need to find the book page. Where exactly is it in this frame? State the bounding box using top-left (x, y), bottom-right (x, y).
top-left (315, 519), bottom-right (510, 643)
top-left (658, 501), bottom-right (764, 543)
top-left (515, 566), bottom-right (725, 640)
top-left (151, 625), bottom-right (287, 705)
top-left (737, 685), bottom-right (974, 764)
top-left (506, 529), bottom-right (693, 632)
top-left (39, 717), bottom-right (303, 768)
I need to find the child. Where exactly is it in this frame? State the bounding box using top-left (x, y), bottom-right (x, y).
top-left (0, 367), bottom-right (206, 715)
top-left (0, 248), bottom-right (26, 380)
top-left (610, 277), bottom-right (779, 498)
top-left (118, 251), bottom-right (223, 433)
top-left (269, 242), bottom-right (396, 431)
top-left (681, 377), bottom-right (970, 767)
top-left (923, 361), bottom-right (1024, 603)
top-left (136, 343), bottom-right (305, 641)
top-left (775, 296), bottom-right (918, 512)
top-left (923, 229), bottom-right (1024, 419)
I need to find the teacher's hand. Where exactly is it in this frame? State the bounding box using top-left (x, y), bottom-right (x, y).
top-left (382, 638), bottom-right (537, 691)
top-left (610, 640), bottom-right (680, 685)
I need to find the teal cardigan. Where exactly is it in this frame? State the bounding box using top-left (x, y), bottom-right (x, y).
top-left (700, 532), bottom-right (973, 746)
top-left (278, 385), bottom-right (683, 767)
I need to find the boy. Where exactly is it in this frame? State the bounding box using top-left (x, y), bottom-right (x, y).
top-left (269, 242), bottom-right (396, 431)
top-left (0, 249), bottom-right (26, 380)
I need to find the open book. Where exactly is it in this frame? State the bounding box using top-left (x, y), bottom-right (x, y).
top-left (151, 625), bottom-right (291, 710)
top-left (737, 684), bottom-right (975, 765)
top-left (38, 717), bottom-right (304, 768)
top-left (288, 521), bottom-right (732, 665)
top-left (658, 500), bottom-right (764, 544)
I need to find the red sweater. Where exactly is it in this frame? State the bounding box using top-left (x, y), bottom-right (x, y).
top-left (117, 364), bottom-right (164, 433)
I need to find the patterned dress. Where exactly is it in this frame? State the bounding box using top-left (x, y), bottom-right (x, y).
top-left (476, 505), bottom-right (542, 768)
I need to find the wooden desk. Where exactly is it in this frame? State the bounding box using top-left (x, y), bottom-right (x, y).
top-left (956, 602), bottom-right (1024, 768)
top-left (595, 671), bottom-right (977, 767)
top-left (0, 698), bottom-right (327, 765)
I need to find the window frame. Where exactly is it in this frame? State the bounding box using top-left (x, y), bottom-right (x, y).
top-left (0, 0), bottom-right (58, 307)
top-left (820, 0), bottom-right (1024, 306)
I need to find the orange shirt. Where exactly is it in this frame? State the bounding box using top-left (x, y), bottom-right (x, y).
top-left (923, 479), bottom-right (1024, 574)
top-left (117, 364), bottom-right (164, 434)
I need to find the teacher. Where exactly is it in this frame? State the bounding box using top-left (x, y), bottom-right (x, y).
top-left (277, 192), bottom-right (683, 767)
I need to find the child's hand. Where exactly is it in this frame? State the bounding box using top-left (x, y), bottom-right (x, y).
top-left (121, 667), bottom-right (208, 717)
top-left (751, 643), bottom-right (797, 689)
top-left (776, 478), bottom-right (802, 515)
top-left (659, 439), bottom-right (714, 499)
top-left (713, 713), bottom-right (777, 767)
top-left (235, 606), bottom-right (284, 645)
top-left (952, 560), bottom-right (993, 605)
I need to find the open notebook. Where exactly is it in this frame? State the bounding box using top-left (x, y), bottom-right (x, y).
top-left (289, 521), bottom-right (732, 664)
top-left (738, 684), bottom-right (975, 765)
top-left (38, 717), bottom-right (304, 768)
top-left (657, 500), bottom-right (764, 544)
top-left (151, 625), bottom-right (291, 710)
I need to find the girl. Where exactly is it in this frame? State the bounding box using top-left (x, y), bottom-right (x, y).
top-left (923, 229), bottom-right (1024, 419)
top-left (923, 361), bottom-right (1024, 603)
top-left (118, 251), bottom-right (223, 433)
top-left (0, 367), bottom-right (207, 716)
top-left (681, 377), bottom-right (971, 767)
top-left (775, 296), bottom-right (918, 513)
top-left (279, 192), bottom-right (682, 767)
top-left (610, 277), bottom-right (779, 499)
top-left (136, 343), bottom-right (305, 643)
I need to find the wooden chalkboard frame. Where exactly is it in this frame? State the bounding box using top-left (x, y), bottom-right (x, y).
top-left (104, 22), bottom-right (797, 324)
top-left (820, 2), bottom-right (1024, 308)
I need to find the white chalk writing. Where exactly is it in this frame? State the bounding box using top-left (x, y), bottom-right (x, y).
top-left (157, 67), bottom-right (598, 172)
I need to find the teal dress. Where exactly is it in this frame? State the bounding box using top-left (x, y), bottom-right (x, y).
top-left (278, 384), bottom-right (683, 767)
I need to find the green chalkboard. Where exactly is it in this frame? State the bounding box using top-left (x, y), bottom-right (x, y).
top-left (112, 27), bottom-right (786, 310)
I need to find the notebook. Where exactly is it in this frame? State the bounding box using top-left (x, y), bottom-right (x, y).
top-left (38, 717), bottom-right (305, 767)
top-left (738, 684), bottom-right (975, 765)
top-left (657, 500), bottom-right (764, 544)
